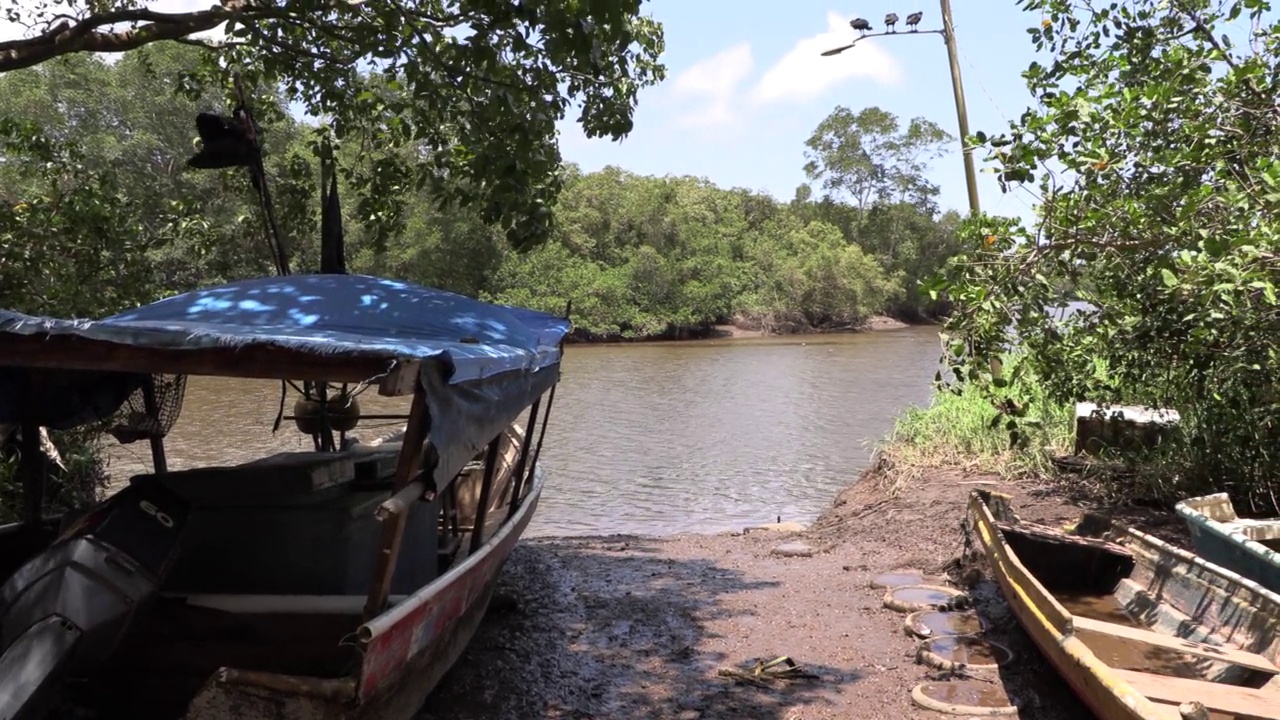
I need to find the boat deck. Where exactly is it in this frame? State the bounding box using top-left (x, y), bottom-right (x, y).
top-left (1060, 587), bottom-right (1280, 719)
top-left (1071, 615), bottom-right (1277, 675)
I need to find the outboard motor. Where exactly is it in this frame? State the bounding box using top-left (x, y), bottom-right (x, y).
top-left (0, 480), bottom-right (189, 720)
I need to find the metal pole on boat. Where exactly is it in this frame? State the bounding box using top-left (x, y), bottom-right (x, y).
top-left (468, 437), bottom-right (503, 554)
top-left (315, 381), bottom-right (336, 453)
top-left (505, 396), bottom-right (541, 521)
top-left (512, 299), bottom-right (568, 507)
top-left (512, 298), bottom-right (568, 507)
top-left (521, 384), bottom-right (557, 493)
top-left (141, 377), bottom-right (168, 475)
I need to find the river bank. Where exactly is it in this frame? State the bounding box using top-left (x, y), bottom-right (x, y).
top-left (420, 457), bottom-right (1189, 719)
top-left (563, 315), bottom-right (924, 344)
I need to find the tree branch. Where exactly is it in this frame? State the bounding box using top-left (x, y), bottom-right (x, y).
top-left (172, 36), bottom-right (246, 50)
top-left (0, 0), bottom-right (281, 73)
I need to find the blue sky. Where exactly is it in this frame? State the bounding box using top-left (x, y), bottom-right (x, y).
top-left (557, 1), bottom-right (1049, 227)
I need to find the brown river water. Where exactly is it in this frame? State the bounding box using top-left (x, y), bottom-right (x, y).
top-left (106, 327), bottom-right (942, 537)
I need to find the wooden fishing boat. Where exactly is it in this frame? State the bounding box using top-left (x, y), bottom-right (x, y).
top-left (0, 274), bottom-right (570, 720)
top-left (966, 490), bottom-right (1280, 720)
top-left (1176, 492), bottom-right (1280, 595)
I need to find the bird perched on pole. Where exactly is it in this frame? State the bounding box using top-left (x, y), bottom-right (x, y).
top-left (850, 17), bottom-right (872, 35)
top-left (905, 11), bottom-right (923, 31)
top-left (884, 13), bottom-right (899, 32)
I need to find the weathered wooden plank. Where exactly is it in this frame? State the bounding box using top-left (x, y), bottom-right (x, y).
top-left (363, 379), bottom-right (430, 621)
top-left (1073, 616), bottom-right (1278, 675)
top-left (137, 452), bottom-right (356, 501)
top-left (970, 493), bottom-right (1075, 634)
top-left (1115, 668), bottom-right (1280, 719)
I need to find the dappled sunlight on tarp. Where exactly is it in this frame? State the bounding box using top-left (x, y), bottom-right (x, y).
top-left (0, 275), bottom-right (570, 431)
top-left (1, 275), bottom-right (570, 382)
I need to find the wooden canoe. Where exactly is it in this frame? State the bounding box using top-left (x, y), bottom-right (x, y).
top-left (967, 490), bottom-right (1280, 720)
top-left (1176, 492), bottom-right (1280, 595)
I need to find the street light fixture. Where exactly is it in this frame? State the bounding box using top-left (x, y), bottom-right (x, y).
top-left (822, 12), bottom-right (941, 56)
top-left (819, 1), bottom-right (980, 216)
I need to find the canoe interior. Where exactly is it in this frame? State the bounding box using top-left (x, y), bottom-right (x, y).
top-left (45, 427), bottom-right (528, 719)
top-left (973, 491), bottom-right (1280, 720)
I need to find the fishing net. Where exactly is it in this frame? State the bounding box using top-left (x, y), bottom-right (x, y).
top-left (107, 374), bottom-right (188, 444)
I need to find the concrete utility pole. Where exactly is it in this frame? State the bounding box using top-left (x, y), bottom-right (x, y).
top-left (939, 0), bottom-right (980, 216)
top-left (821, 0), bottom-right (981, 216)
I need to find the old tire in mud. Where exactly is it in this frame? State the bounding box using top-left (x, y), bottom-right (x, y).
top-left (882, 584), bottom-right (968, 613)
top-left (910, 680), bottom-right (1019, 716)
top-left (916, 635), bottom-right (1014, 671)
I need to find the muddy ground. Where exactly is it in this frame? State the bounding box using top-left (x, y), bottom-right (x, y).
top-left (419, 460), bottom-right (1188, 720)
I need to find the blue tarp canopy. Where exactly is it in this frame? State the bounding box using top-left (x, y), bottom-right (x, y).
top-left (0, 275), bottom-right (569, 384)
top-left (0, 276), bottom-right (569, 477)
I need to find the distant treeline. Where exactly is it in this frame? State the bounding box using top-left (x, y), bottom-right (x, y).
top-left (1, 44), bottom-right (964, 342)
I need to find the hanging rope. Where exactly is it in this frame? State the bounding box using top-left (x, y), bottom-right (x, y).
top-left (231, 73), bottom-right (291, 277)
top-left (186, 73), bottom-right (291, 277)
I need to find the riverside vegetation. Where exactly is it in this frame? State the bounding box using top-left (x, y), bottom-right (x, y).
top-left (0, 0), bottom-right (664, 519)
top-left (0, 45), bottom-right (962, 342)
top-left (886, 0), bottom-right (1280, 519)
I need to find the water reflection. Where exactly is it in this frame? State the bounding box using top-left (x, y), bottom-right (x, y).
top-left (107, 327), bottom-right (943, 536)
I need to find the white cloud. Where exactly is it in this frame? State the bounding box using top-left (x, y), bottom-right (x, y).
top-left (750, 11), bottom-right (901, 105)
top-left (667, 42), bottom-right (753, 129)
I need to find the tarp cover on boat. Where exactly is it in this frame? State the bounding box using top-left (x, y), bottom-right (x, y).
top-left (0, 275), bottom-right (569, 482)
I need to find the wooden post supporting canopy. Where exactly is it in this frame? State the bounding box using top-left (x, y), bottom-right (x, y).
top-left (363, 376), bottom-right (432, 621)
top-left (18, 421), bottom-right (45, 525)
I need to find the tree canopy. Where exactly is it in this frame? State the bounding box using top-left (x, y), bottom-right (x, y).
top-left (804, 106), bottom-right (952, 215)
top-left (0, 44), bottom-right (961, 339)
top-left (0, 0), bottom-right (666, 248)
top-left (934, 0), bottom-right (1280, 511)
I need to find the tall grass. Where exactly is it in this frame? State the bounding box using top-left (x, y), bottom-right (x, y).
top-left (879, 353), bottom-right (1280, 513)
top-left (882, 354), bottom-right (1075, 478)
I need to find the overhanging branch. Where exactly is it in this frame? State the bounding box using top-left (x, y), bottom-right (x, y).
top-left (0, 0), bottom-right (487, 77)
top-left (0, 0), bottom-right (310, 73)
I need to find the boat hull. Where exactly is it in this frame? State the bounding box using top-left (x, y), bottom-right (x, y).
top-left (180, 466), bottom-right (544, 720)
top-left (1176, 492), bottom-right (1280, 594)
top-left (966, 493), bottom-right (1160, 720)
top-left (970, 491), bottom-right (1280, 719)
